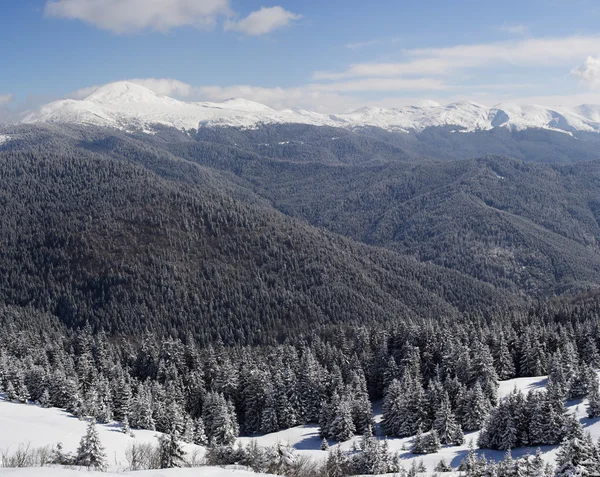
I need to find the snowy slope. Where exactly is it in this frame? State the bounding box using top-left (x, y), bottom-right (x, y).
top-left (0, 468), bottom-right (266, 477)
top-left (19, 81), bottom-right (600, 134)
top-left (1, 374), bottom-right (598, 475)
top-left (0, 399), bottom-right (205, 472)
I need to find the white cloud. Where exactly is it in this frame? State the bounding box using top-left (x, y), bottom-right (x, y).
top-left (315, 35), bottom-right (600, 80)
top-left (225, 6), bottom-right (301, 36)
top-left (572, 56), bottom-right (600, 90)
top-left (496, 24), bottom-right (529, 35)
top-left (45, 0), bottom-right (232, 33)
top-left (0, 94), bottom-right (14, 106)
top-left (126, 78), bottom-right (194, 96)
top-left (307, 78), bottom-right (448, 92)
top-left (345, 39), bottom-right (384, 50)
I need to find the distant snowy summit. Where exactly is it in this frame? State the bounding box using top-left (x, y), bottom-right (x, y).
top-left (19, 81), bottom-right (600, 134)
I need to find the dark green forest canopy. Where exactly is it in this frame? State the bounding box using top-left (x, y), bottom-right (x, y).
top-left (1, 122), bottom-right (600, 344)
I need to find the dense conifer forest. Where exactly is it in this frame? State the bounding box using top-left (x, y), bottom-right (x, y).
top-left (2, 122), bottom-right (600, 475)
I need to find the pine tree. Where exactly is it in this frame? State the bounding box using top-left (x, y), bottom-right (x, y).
top-left (329, 399), bottom-right (355, 442)
top-left (587, 372), bottom-right (600, 419)
top-left (462, 382), bottom-right (491, 432)
top-left (260, 384), bottom-right (279, 434)
top-left (193, 417), bottom-right (207, 446)
top-left (130, 383), bottom-right (155, 430)
top-left (76, 419), bottom-right (108, 471)
top-left (554, 434), bottom-right (596, 477)
top-left (494, 333), bottom-right (516, 380)
top-left (320, 438), bottom-right (329, 451)
top-left (411, 426), bottom-right (427, 454)
top-left (38, 388), bottom-right (51, 408)
top-left (326, 445), bottom-right (348, 477)
top-left (435, 458), bottom-right (453, 472)
top-left (203, 391), bottom-right (238, 446)
top-left (433, 391), bottom-right (464, 445)
top-left (158, 433), bottom-right (186, 468)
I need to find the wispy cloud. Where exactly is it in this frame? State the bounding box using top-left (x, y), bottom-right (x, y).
top-left (225, 6), bottom-right (301, 36)
top-left (0, 94), bottom-right (14, 106)
top-left (315, 35), bottom-right (600, 80)
top-left (496, 24), bottom-right (529, 35)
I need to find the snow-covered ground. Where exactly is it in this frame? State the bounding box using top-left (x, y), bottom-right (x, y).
top-left (17, 81), bottom-right (600, 134)
top-left (239, 374), bottom-right (599, 473)
top-left (0, 467), bottom-right (266, 477)
top-left (0, 373), bottom-right (598, 475)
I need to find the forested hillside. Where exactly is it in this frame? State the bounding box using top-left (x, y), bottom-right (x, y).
top-left (0, 142), bottom-right (511, 345)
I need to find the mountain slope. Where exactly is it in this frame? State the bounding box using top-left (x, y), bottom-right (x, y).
top-left (18, 81), bottom-right (600, 135)
top-left (0, 137), bottom-right (514, 344)
top-left (227, 155), bottom-right (600, 295)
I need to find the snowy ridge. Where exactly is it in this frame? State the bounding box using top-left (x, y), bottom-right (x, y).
top-left (19, 81), bottom-right (600, 134)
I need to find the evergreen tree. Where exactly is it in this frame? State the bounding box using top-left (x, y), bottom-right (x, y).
top-left (462, 382), bottom-right (491, 431)
top-left (203, 392), bottom-right (238, 446)
top-left (554, 434), bottom-right (597, 477)
top-left (158, 433), bottom-right (186, 468)
top-left (329, 399), bottom-right (355, 442)
top-left (326, 445), bottom-right (348, 477)
top-left (193, 417), bottom-right (207, 446)
top-left (76, 419), bottom-right (108, 471)
top-left (587, 372), bottom-right (600, 419)
top-left (433, 391), bottom-right (464, 445)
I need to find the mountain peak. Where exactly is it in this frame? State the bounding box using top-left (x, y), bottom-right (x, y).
top-left (85, 81), bottom-right (162, 104)
top-left (17, 83), bottom-right (600, 134)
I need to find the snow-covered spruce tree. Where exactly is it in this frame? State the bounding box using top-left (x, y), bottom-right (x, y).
top-left (461, 381), bottom-right (491, 432)
top-left (111, 373), bottom-right (132, 421)
top-left (435, 458), bottom-right (453, 472)
top-left (319, 392), bottom-right (338, 439)
top-left (381, 374), bottom-right (427, 438)
top-left (260, 382), bottom-right (279, 434)
top-left (329, 398), bottom-right (356, 442)
top-left (494, 332), bottom-right (516, 380)
top-left (158, 433), bottom-right (186, 469)
top-left (326, 445), bottom-right (348, 477)
top-left (411, 426), bottom-right (440, 455)
top-left (38, 388), bottom-right (51, 408)
top-left (587, 371), bottom-right (600, 419)
top-left (130, 383), bottom-right (155, 431)
top-left (320, 437), bottom-right (329, 451)
top-left (268, 442), bottom-right (296, 475)
top-left (433, 391), bottom-right (464, 445)
top-left (298, 349), bottom-right (325, 423)
top-left (76, 419), bottom-right (108, 471)
top-left (351, 426), bottom-right (398, 475)
top-left (569, 363), bottom-right (594, 400)
top-left (410, 426), bottom-right (426, 454)
top-left (348, 370), bottom-right (374, 435)
top-left (181, 416), bottom-right (195, 443)
top-left (193, 417), bottom-right (207, 445)
top-left (470, 342), bottom-right (499, 406)
top-left (203, 391), bottom-right (239, 446)
top-left (554, 432), bottom-right (599, 477)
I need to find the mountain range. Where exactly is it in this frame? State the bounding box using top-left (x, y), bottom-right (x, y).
top-left (1, 81), bottom-right (600, 342)
top-left (15, 81), bottom-right (600, 135)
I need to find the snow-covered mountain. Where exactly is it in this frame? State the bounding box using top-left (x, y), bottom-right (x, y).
top-left (19, 81), bottom-right (600, 134)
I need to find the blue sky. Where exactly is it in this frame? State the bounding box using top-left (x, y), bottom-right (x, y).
top-left (2, 0), bottom-right (600, 113)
